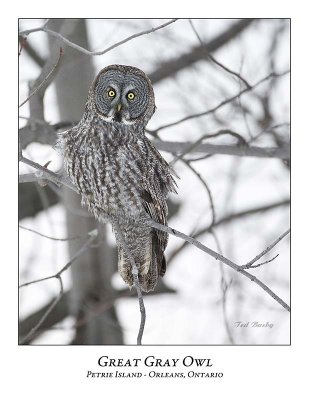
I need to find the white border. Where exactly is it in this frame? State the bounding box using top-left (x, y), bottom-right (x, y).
top-left (2, 2), bottom-right (307, 396)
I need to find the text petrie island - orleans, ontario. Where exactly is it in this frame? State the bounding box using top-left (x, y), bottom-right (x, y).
top-left (87, 356), bottom-right (223, 378)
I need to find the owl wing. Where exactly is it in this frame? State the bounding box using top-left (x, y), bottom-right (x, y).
top-left (140, 144), bottom-right (175, 277)
top-left (141, 187), bottom-right (168, 277)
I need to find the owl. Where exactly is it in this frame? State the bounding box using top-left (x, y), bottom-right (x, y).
top-left (59, 64), bottom-right (177, 292)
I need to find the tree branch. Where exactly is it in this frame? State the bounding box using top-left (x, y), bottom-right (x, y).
top-left (19, 281), bottom-right (176, 344)
top-left (19, 234), bottom-right (97, 342)
top-left (240, 254), bottom-right (279, 269)
top-left (19, 235), bottom-right (97, 290)
top-left (19, 47), bottom-right (63, 108)
top-left (19, 224), bottom-right (91, 241)
top-left (240, 229), bottom-right (290, 269)
top-left (155, 139), bottom-right (290, 160)
top-left (20, 121), bottom-right (288, 160)
top-left (19, 155), bottom-right (77, 192)
top-left (188, 19), bottom-right (251, 89)
top-left (211, 230), bottom-right (234, 344)
top-left (169, 129), bottom-right (247, 166)
top-left (152, 70), bottom-right (290, 132)
top-left (18, 35), bottom-right (45, 67)
top-left (149, 19), bottom-right (255, 83)
top-left (181, 160), bottom-right (216, 225)
top-left (148, 219), bottom-right (290, 312)
top-left (19, 276), bottom-right (64, 344)
top-left (168, 199), bottom-right (290, 264)
top-left (19, 19), bottom-right (178, 56)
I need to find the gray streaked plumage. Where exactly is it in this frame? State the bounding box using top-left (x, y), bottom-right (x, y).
top-left (59, 64), bottom-right (177, 292)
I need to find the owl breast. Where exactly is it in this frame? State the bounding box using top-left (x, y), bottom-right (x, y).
top-left (63, 123), bottom-right (146, 221)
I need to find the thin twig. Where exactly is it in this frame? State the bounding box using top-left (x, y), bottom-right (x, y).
top-left (155, 139), bottom-right (290, 160)
top-left (19, 284), bottom-right (176, 343)
top-left (19, 19), bottom-right (178, 56)
top-left (153, 70), bottom-right (290, 132)
top-left (249, 122), bottom-right (291, 145)
top-left (148, 219), bottom-right (290, 312)
top-left (182, 160), bottom-right (216, 226)
top-left (186, 154), bottom-right (214, 163)
top-left (19, 47), bottom-right (63, 108)
top-left (20, 276), bottom-right (64, 345)
top-left (241, 254), bottom-right (279, 269)
top-left (169, 129), bottom-right (247, 166)
top-left (168, 199), bottom-right (289, 264)
top-left (149, 19), bottom-right (255, 84)
top-left (19, 225), bottom-right (87, 241)
top-left (19, 155), bottom-right (77, 192)
top-left (211, 230), bottom-right (234, 344)
top-left (189, 19), bottom-right (251, 89)
top-left (237, 57), bottom-right (254, 139)
top-left (242, 229), bottom-right (290, 268)
top-left (19, 235), bottom-right (97, 289)
top-left (18, 35), bottom-right (45, 67)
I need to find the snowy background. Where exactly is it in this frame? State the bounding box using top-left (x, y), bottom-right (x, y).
top-left (19, 19), bottom-right (290, 345)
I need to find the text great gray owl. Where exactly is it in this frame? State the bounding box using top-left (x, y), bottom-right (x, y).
top-left (59, 64), bottom-right (177, 292)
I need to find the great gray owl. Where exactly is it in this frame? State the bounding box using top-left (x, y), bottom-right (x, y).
top-left (59, 64), bottom-right (177, 292)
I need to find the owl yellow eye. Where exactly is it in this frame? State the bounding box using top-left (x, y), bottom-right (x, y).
top-left (108, 89), bottom-right (116, 97)
top-left (127, 92), bottom-right (135, 100)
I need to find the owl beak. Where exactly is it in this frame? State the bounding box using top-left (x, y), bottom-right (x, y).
top-left (114, 103), bottom-right (123, 122)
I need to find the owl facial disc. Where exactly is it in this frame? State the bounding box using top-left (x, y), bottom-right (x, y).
top-left (92, 64), bottom-right (155, 126)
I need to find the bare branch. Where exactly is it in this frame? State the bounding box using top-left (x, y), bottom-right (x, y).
top-left (188, 19), bottom-right (251, 89)
top-left (148, 219), bottom-right (290, 312)
top-left (241, 229), bottom-right (290, 268)
top-left (18, 19), bottom-right (49, 36)
top-left (241, 254), bottom-right (279, 269)
top-left (185, 154), bottom-right (213, 163)
top-left (19, 173), bottom-right (40, 184)
top-left (155, 139), bottom-right (290, 160)
top-left (181, 160), bottom-right (216, 226)
top-left (18, 35), bottom-right (45, 67)
top-left (19, 276), bottom-right (64, 344)
top-left (211, 230), bottom-right (234, 344)
top-left (19, 282), bottom-right (176, 344)
top-left (169, 129), bottom-right (247, 166)
top-left (19, 155), bottom-right (77, 192)
top-left (149, 19), bottom-right (255, 83)
top-left (19, 120), bottom-right (71, 150)
top-left (19, 235), bottom-right (97, 290)
top-left (19, 47), bottom-right (63, 108)
top-left (19, 19), bottom-right (178, 56)
top-left (168, 199), bottom-right (290, 264)
top-left (249, 122), bottom-right (290, 144)
top-left (19, 225), bottom-right (89, 241)
top-left (153, 70), bottom-right (290, 133)
top-left (19, 234), bottom-right (101, 343)
top-left (20, 121), bottom-right (287, 160)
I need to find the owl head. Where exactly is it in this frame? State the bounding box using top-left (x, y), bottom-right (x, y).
top-left (88, 64), bottom-right (156, 127)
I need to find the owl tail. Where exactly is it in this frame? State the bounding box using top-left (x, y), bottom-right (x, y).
top-left (118, 233), bottom-right (166, 292)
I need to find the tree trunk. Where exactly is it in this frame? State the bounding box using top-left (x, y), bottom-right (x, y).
top-left (48, 19), bottom-right (123, 344)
